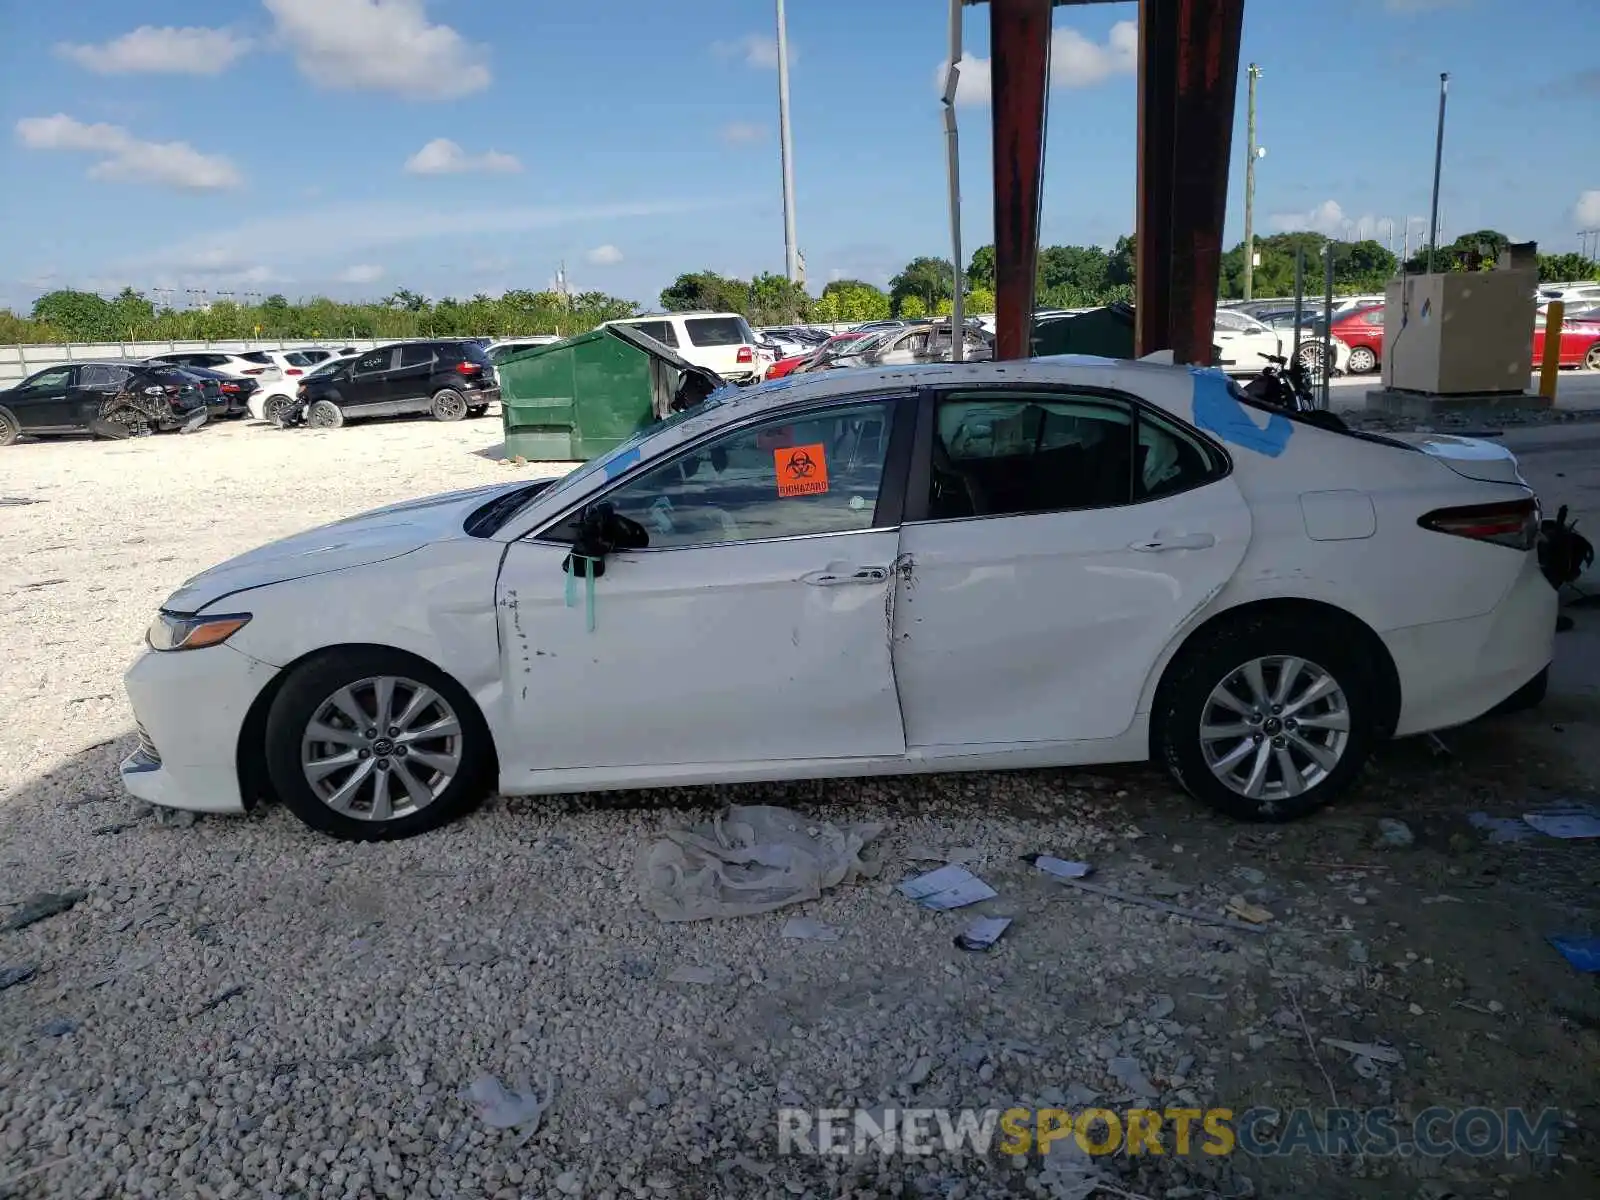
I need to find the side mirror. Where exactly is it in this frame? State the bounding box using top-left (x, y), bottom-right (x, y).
top-left (562, 501), bottom-right (648, 578)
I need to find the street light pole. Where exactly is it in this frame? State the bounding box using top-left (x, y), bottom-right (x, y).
top-left (775, 0), bottom-right (799, 284)
top-left (1243, 64), bottom-right (1261, 302)
top-left (1426, 72), bottom-right (1449, 274)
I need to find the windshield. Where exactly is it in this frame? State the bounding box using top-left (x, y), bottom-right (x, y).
top-left (307, 357), bottom-right (349, 378)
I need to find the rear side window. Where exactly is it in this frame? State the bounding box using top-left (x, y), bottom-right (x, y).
top-left (239, 351), bottom-right (273, 365)
top-left (685, 316), bottom-right (753, 347)
top-left (627, 320), bottom-right (679, 348)
top-left (400, 345), bottom-right (436, 368)
top-left (464, 343), bottom-right (493, 366)
top-left (80, 365), bottom-right (132, 388)
top-left (281, 351), bottom-right (314, 367)
top-left (354, 349), bottom-right (393, 374)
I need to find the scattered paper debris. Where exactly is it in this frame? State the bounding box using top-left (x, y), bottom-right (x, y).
top-left (897, 865), bottom-right (997, 910)
top-left (1030, 855), bottom-right (1093, 880)
top-left (639, 805), bottom-right (882, 922)
top-left (1320, 1038), bottom-right (1404, 1065)
top-left (1226, 896), bottom-right (1275, 924)
top-left (1522, 808), bottom-right (1600, 840)
top-left (780, 917), bottom-right (841, 942)
top-left (1547, 934), bottom-right (1600, 973)
top-left (954, 916), bottom-right (1012, 952)
top-left (460, 1073), bottom-right (553, 1145)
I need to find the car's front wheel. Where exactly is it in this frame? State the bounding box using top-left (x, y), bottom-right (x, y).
top-left (307, 399), bottom-right (345, 429)
top-left (264, 649), bottom-right (494, 840)
top-left (431, 388), bottom-right (468, 422)
top-left (1346, 346), bottom-right (1378, 374)
top-left (1155, 613), bottom-right (1375, 821)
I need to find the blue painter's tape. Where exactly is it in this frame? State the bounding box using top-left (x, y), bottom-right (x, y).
top-left (602, 446), bottom-right (641, 479)
top-left (1190, 368), bottom-right (1293, 457)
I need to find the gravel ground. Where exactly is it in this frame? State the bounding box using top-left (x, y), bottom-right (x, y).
top-left (2, 417), bottom-right (1598, 1200)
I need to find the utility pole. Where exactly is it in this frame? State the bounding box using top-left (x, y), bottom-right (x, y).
top-left (1581, 229), bottom-right (1600, 265)
top-left (775, 0), bottom-right (799, 284)
top-left (1426, 72), bottom-right (1449, 274)
top-left (1242, 63), bottom-right (1261, 302)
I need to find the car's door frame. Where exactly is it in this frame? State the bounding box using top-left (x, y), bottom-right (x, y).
top-left (487, 386), bottom-right (924, 788)
top-left (343, 346), bottom-right (399, 414)
top-left (390, 343), bottom-right (440, 412)
top-left (9, 365), bottom-right (79, 431)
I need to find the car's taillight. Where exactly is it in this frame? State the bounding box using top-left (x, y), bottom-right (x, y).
top-left (456, 361), bottom-right (482, 375)
top-left (287, 368), bottom-right (302, 375)
top-left (1418, 497), bottom-right (1539, 551)
top-left (737, 346), bottom-right (754, 364)
top-left (220, 382), bottom-right (241, 393)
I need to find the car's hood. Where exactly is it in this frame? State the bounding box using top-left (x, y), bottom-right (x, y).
top-left (166, 480), bottom-right (525, 612)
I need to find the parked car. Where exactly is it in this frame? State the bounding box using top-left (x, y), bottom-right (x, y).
top-left (120, 358), bottom-right (1555, 840)
top-left (767, 331), bottom-right (866, 380)
top-left (486, 338), bottom-right (560, 365)
top-left (285, 340), bottom-right (500, 428)
top-left (0, 360), bottom-right (207, 445)
top-left (1328, 306), bottom-right (1386, 374)
top-left (1211, 309), bottom-right (1285, 375)
top-left (1533, 314), bottom-right (1600, 371)
top-left (153, 350), bottom-right (284, 384)
top-left (605, 312), bottom-right (766, 385)
top-left (147, 361), bottom-right (256, 419)
top-left (249, 352), bottom-right (361, 421)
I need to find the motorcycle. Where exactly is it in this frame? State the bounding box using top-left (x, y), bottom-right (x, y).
top-left (1242, 353), bottom-right (1349, 432)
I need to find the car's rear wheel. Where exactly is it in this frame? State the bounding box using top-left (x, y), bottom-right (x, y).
top-left (307, 400), bottom-right (344, 429)
top-left (0, 408), bottom-right (18, 447)
top-left (1583, 344), bottom-right (1600, 371)
top-left (431, 388), bottom-right (468, 422)
top-left (264, 649), bottom-right (494, 841)
top-left (1155, 613), bottom-right (1376, 821)
top-left (1346, 346), bottom-right (1378, 374)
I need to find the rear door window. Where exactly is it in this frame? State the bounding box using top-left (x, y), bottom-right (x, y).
top-left (354, 349), bottom-right (395, 375)
top-left (685, 316), bottom-right (753, 347)
top-left (239, 351), bottom-right (274, 365)
top-left (626, 320), bottom-right (679, 348)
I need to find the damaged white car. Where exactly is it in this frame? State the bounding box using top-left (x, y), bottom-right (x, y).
top-left (122, 358), bottom-right (1557, 840)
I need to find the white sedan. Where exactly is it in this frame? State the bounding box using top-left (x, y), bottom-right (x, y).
top-left (122, 358), bottom-right (1556, 840)
top-left (248, 351), bottom-right (358, 421)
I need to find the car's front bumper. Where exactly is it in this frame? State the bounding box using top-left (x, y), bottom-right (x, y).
top-left (1383, 552), bottom-right (1558, 737)
top-left (121, 642), bottom-right (281, 814)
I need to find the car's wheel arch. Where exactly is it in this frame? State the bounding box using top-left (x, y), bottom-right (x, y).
top-left (1141, 596), bottom-right (1402, 757)
top-left (236, 641), bottom-right (501, 811)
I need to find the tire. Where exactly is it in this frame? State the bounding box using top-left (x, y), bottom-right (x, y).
top-left (1346, 346), bottom-right (1378, 374)
top-left (263, 395), bottom-right (293, 425)
top-left (1154, 612), bottom-right (1377, 822)
top-left (264, 648), bottom-right (494, 841)
top-left (430, 388), bottom-right (468, 422)
top-left (307, 399), bottom-right (345, 429)
top-left (0, 408), bottom-right (18, 447)
top-left (1584, 344), bottom-right (1600, 372)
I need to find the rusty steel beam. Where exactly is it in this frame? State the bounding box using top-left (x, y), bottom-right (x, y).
top-left (1134, 0), bottom-right (1178, 359)
top-left (987, 0), bottom-right (1054, 360)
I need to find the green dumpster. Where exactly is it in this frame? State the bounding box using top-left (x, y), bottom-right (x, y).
top-left (498, 323), bottom-right (723, 461)
top-left (1030, 301), bottom-right (1136, 359)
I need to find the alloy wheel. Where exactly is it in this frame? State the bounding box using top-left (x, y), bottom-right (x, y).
top-left (433, 392), bottom-right (467, 420)
top-left (1198, 655), bottom-right (1351, 802)
top-left (1348, 347), bottom-right (1377, 374)
top-left (300, 675), bottom-right (464, 821)
top-left (1585, 345), bottom-right (1600, 371)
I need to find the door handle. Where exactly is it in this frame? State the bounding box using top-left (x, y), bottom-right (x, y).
top-left (801, 565), bottom-right (889, 586)
top-left (1129, 533), bottom-right (1216, 552)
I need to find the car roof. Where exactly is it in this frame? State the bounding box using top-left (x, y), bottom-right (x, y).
top-left (73, 358), bottom-right (153, 366)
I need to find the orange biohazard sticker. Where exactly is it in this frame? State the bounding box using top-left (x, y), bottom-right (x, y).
top-left (774, 443), bottom-right (829, 497)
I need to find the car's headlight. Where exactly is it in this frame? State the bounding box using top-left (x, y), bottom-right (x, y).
top-left (147, 611), bottom-right (252, 652)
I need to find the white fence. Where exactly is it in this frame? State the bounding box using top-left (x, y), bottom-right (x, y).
top-left (0, 338), bottom-right (389, 387)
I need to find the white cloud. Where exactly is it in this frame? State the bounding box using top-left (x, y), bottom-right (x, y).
top-left (1267, 199), bottom-right (1387, 240)
top-left (940, 21), bottom-right (1137, 106)
top-left (403, 138), bottom-right (521, 175)
top-left (1576, 190), bottom-right (1600, 228)
top-left (336, 264), bottom-right (385, 284)
top-left (585, 244), bottom-right (623, 266)
top-left (56, 26), bottom-right (252, 75)
top-left (265, 0), bottom-right (490, 99)
top-left (713, 34), bottom-right (784, 69)
top-left (15, 114), bottom-right (242, 190)
top-left (720, 121), bottom-right (767, 145)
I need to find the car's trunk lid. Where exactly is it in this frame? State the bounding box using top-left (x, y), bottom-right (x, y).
top-left (1385, 432), bottom-right (1526, 486)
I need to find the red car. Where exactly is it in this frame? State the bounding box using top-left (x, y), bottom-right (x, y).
top-left (1332, 306), bottom-right (1600, 374)
top-left (765, 330), bottom-right (865, 380)
top-left (1328, 307), bottom-right (1385, 374)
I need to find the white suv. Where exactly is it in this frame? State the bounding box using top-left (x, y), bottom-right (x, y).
top-left (155, 350), bottom-right (284, 383)
top-left (606, 312), bottom-right (766, 384)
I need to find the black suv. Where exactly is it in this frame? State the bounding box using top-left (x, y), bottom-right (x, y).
top-left (0, 359), bottom-right (208, 445)
top-left (286, 340), bottom-right (499, 429)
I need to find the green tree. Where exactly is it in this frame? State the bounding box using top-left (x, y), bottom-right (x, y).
top-left (1106, 235), bottom-right (1137, 288)
top-left (899, 295), bottom-right (928, 319)
top-left (966, 285), bottom-right (997, 314)
top-left (966, 245), bottom-right (996, 291)
top-left (889, 257), bottom-right (954, 314)
top-left (31, 289), bottom-right (115, 339)
top-left (659, 271), bottom-right (747, 314)
top-left (747, 273), bottom-right (811, 325)
top-left (1538, 253), bottom-right (1597, 284)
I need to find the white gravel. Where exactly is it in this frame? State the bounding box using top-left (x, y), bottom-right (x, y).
top-left (0, 418), bottom-right (1276, 1200)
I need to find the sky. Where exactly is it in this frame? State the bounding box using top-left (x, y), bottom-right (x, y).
top-left (0, 0), bottom-right (1596, 314)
